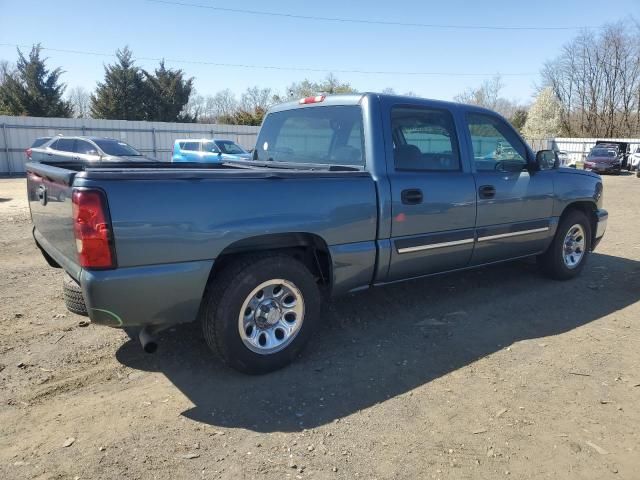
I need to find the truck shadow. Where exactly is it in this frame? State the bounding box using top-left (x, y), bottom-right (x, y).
top-left (115, 252), bottom-right (640, 433)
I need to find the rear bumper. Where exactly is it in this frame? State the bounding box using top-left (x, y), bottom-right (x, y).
top-left (593, 209), bottom-right (607, 250)
top-left (80, 260), bottom-right (213, 327)
top-left (587, 164), bottom-right (621, 174)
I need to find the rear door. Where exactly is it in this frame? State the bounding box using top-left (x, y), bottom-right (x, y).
top-left (383, 100), bottom-right (477, 281)
top-left (463, 111), bottom-right (554, 265)
top-left (181, 141), bottom-right (202, 161)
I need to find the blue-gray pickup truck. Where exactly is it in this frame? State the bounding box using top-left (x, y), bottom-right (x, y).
top-left (26, 93), bottom-right (608, 374)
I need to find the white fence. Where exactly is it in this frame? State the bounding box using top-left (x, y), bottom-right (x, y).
top-left (0, 115), bottom-right (260, 174)
top-left (549, 137), bottom-right (640, 165)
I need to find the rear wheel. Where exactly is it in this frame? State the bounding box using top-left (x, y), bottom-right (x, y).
top-left (201, 254), bottom-right (321, 374)
top-left (63, 273), bottom-right (88, 316)
top-left (538, 210), bottom-right (591, 280)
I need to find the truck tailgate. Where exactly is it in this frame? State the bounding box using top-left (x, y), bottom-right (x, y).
top-left (26, 162), bottom-right (81, 279)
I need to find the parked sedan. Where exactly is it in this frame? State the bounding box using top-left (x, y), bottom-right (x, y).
top-left (29, 136), bottom-right (157, 163)
top-left (583, 147), bottom-right (621, 174)
top-left (172, 139), bottom-right (252, 163)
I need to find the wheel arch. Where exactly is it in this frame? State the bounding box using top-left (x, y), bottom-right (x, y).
top-left (559, 201), bottom-right (598, 249)
top-left (209, 232), bottom-right (333, 292)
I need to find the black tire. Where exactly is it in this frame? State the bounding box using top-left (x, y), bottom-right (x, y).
top-left (538, 210), bottom-right (591, 280)
top-left (201, 254), bottom-right (321, 374)
top-left (63, 273), bottom-right (88, 316)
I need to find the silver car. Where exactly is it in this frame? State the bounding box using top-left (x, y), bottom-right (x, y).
top-left (29, 136), bottom-right (157, 163)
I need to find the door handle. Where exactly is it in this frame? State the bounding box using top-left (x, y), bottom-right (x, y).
top-left (401, 188), bottom-right (423, 205)
top-left (479, 185), bottom-right (496, 199)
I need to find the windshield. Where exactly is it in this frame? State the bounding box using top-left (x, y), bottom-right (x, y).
top-left (589, 148), bottom-right (615, 157)
top-left (94, 139), bottom-right (142, 156)
top-left (255, 105), bottom-right (364, 167)
top-left (215, 140), bottom-right (247, 155)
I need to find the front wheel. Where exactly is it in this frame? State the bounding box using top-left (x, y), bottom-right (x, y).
top-left (538, 210), bottom-right (591, 280)
top-left (201, 254), bottom-right (321, 374)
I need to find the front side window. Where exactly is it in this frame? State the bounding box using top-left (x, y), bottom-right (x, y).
top-left (466, 113), bottom-right (527, 172)
top-left (255, 106), bottom-right (364, 167)
top-left (215, 140), bottom-right (246, 155)
top-left (75, 140), bottom-right (96, 155)
top-left (392, 107), bottom-right (460, 171)
top-left (201, 141), bottom-right (220, 153)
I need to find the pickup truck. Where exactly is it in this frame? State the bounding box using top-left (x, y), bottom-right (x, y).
top-left (26, 93), bottom-right (608, 374)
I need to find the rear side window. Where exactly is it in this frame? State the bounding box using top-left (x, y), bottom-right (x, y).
top-left (255, 106), bottom-right (364, 166)
top-left (54, 138), bottom-right (75, 152)
top-left (181, 142), bottom-right (200, 152)
top-left (392, 107), bottom-right (460, 171)
top-left (31, 137), bottom-right (51, 148)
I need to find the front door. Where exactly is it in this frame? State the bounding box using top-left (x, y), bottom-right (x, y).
top-left (385, 104), bottom-right (477, 281)
top-left (463, 112), bottom-right (554, 265)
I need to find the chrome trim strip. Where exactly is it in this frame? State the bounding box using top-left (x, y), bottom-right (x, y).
top-left (477, 227), bottom-right (549, 242)
top-left (397, 238), bottom-right (475, 254)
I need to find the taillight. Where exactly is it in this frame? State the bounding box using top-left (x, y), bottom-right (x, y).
top-left (72, 189), bottom-right (115, 269)
top-left (299, 95), bottom-right (325, 104)
top-left (25, 148), bottom-right (32, 159)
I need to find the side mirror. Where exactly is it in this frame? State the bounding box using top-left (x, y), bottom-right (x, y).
top-left (535, 150), bottom-right (558, 171)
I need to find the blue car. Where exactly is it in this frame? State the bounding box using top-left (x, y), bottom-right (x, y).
top-left (172, 139), bottom-right (252, 162)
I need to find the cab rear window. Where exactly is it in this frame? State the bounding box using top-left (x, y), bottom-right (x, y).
top-left (255, 106), bottom-right (364, 167)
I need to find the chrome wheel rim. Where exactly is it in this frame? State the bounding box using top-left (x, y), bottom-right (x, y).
top-left (563, 224), bottom-right (586, 269)
top-left (238, 279), bottom-right (305, 355)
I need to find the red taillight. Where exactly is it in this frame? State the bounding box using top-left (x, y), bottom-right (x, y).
top-left (25, 148), bottom-right (32, 159)
top-left (299, 95), bottom-right (325, 104)
top-left (72, 189), bottom-right (115, 269)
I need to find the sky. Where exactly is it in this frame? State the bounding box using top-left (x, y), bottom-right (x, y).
top-left (0, 0), bottom-right (638, 104)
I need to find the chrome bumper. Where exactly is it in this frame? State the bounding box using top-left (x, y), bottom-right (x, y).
top-left (595, 210), bottom-right (608, 239)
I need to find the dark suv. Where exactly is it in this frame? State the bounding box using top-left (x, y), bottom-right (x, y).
top-left (28, 136), bottom-right (157, 163)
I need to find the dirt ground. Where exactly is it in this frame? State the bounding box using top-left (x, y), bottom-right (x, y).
top-left (0, 175), bottom-right (639, 480)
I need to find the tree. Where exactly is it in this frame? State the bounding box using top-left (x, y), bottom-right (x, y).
top-left (454, 75), bottom-right (504, 110)
top-left (282, 74), bottom-right (357, 100)
top-left (67, 86), bottom-right (91, 118)
top-left (509, 109), bottom-right (528, 132)
top-left (454, 74), bottom-right (523, 119)
top-left (541, 22), bottom-right (640, 137)
top-left (0, 45), bottom-right (72, 117)
top-left (91, 47), bottom-right (147, 120)
top-left (240, 86), bottom-right (273, 112)
top-left (522, 87), bottom-right (562, 139)
top-left (144, 60), bottom-right (194, 122)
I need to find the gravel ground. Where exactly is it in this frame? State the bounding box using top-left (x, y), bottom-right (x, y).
top-left (0, 175), bottom-right (639, 480)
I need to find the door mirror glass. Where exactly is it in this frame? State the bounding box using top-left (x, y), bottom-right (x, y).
top-left (536, 150), bottom-right (558, 170)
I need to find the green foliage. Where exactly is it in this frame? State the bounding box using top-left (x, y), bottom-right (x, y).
top-left (277, 73), bottom-right (357, 101)
top-left (0, 45), bottom-right (72, 117)
top-left (509, 109), bottom-right (528, 132)
top-left (219, 106), bottom-right (266, 126)
top-left (91, 49), bottom-right (196, 122)
top-left (143, 61), bottom-right (195, 122)
top-left (90, 47), bottom-right (147, 120)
